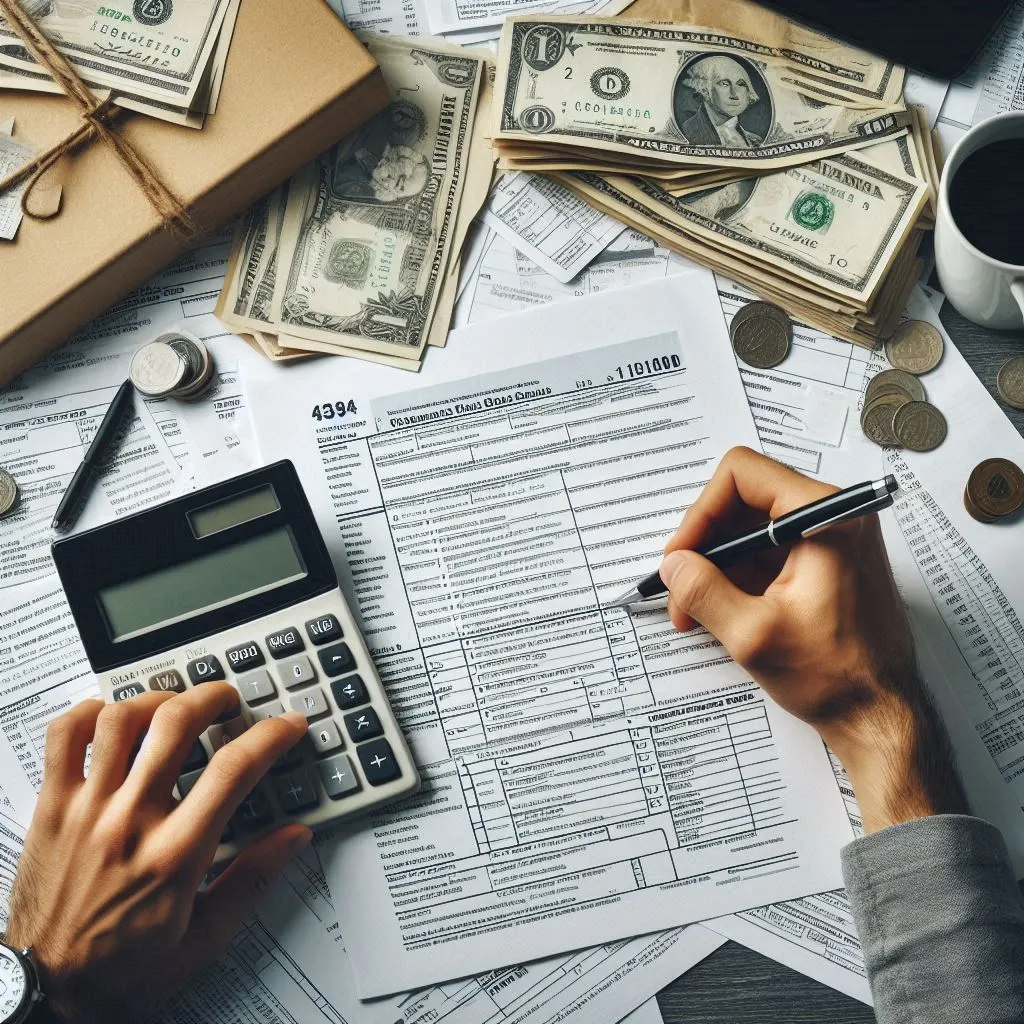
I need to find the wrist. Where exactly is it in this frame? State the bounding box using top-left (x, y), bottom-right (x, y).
top-left (820, 689), bottom-right (969, 833)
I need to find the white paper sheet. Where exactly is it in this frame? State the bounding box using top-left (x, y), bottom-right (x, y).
top-left (0, 129), bottom-right (32, 241)
top-left (454, 227), bottom-right (695, 328)
top-left (326, 0), bottom-right (428, 36)
top-left (245, 270), bottom-right (852, 997)
top-left (0, 809), bottom-right (25, 934)
top-left (422, 0), bottom-right (630, 39)
top-left (482, 173), bottom-right (626, 283)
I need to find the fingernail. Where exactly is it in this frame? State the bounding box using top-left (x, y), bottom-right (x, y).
top-left (280, 711), bottom-right (307, 730)
top-left (660, 549), bottom-right (688, 586)
top-left (290, 827), bottom-right (313, 853)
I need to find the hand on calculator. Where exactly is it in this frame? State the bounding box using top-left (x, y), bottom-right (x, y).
top-left (4, 683), bottom-right (311, 1024)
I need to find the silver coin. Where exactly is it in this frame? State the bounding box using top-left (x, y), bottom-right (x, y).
top-left (730, 300), bottom-right (793, 339)
top-left (866, 368), bottom-right (927, 404)
top-left (0, 467), bottom-right (18, 517)
top-left (731, 315), bottom-right (791, 369)
top-left (996, 356), bottom-right (1024, 410)
top-left (171, 338), bottom-right (214, 399)
top-left (861, 393), bottom-right (910, 447)
top-left (892, 401), bottom-right (947, 452)
top-left (884, 320), bottom-right (944, 375)
top-left (163, 335), bottom-right (206, 388)
top-left (130, 342), bottom-right (187, 397)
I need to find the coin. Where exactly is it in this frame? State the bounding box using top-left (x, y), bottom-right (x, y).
top-left (0, 467), bottom-right (18, 517)
top-left (966, 458), bottom-right (1024, 520)
top-left (892, 401), bottom-right (947, 451)
top-left (860, 393), bottom-right (910, 447)
top-left (731, 314), bottom-right (791, 369)
top-left (865, 368), bottom-right (927, 405)
top-left (730, 300), bottom-right (791, 336)
top-left (171, 337), bottom-right (215, 400)
top-left (996, 356), bottom-right (1024, 410)
top-left (884, 320), bottom-right (944, 374)
top-left (130, 342), bottom-right (187, 397)
top-left (163, 333), bottom-right (205, 387)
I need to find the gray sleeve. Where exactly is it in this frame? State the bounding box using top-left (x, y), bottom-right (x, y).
top-left (842, 814), bottom-right (1024, 1024)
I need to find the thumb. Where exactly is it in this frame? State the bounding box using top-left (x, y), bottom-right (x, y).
top-left (660, 549), bottom-right (762, 652)
top-left (183, 824), bottom-right (312, 969)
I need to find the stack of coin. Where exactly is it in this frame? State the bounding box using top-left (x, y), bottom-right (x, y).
top-left (129, 333), bottom-right (214, 401)
top-left (861, 320), bottom-right (948, 451)
top-left (996, 356), bottom-right (1024, 411)
top-left (0, 467), bottom-right (18, 519)
top-left (964, 458), bottom-right (1024, 523)
top-left (730, 301), bottom-right (793, 370)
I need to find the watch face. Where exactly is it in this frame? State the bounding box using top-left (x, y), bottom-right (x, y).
top-left (0, 946), bottom-right (28, 1022)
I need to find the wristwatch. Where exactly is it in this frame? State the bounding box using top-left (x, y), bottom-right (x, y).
top-left (0, 942), bottom-right (45, 1023)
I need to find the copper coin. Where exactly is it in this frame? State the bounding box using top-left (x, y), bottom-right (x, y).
top-left (884, 319), bottom-right (944, 375)
top-left (892, 401), bottom-right (947, 452)
top-left (860, 393), bottom-right (910, 447)
top-left (966, 458), bottom-right (1024, 519)
top-left (866, 368), bottom-right (927, 404)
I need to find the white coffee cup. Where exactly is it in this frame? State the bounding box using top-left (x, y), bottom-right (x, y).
top-left (935, 111), bottom-right (1024, 330)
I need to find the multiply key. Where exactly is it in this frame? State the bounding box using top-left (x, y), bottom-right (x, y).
top-left (317, 643), bottom-right (355, 677)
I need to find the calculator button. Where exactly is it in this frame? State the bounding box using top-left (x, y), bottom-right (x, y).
top-left (357, 739), bottom-right (401, 786)
top-left (309, 719), bottom-right (344, 755)
top-left (271, 739), bottom-right (306, 773)
top-left (112, 682), bottom-right (146, 702)
top-left (317, 643), bottom-right (355, 677)
top-left (177, 768), bottom-right (204, 798)
top-left (317, 754), bottom-right (360, 799)
top-left (289, 687), bottom-right (329, 720)
top-left (225, 642), bottom-right (264, 673)
top-left (148, 670), bottom-right (185, 693)
top-left (208, 716), bottom-right (248, 750)
top-left (249, 700), bottom-right (284, 723)
top-left (237, 668), bottom-right (277, 705)
top-left (235, 789), bottom-right (274, 830)
top-left (344, 707), bottom-right (383, 742)
top-left (182, 740), bottom-right (208, 772)
top-left (266, 627), bottom-right (304, 658)
top-left (331, 674), bottom-right (369, 710)
top-left (273, 767), bottom-right (321, 813)
top-left (187, 656), bottom-right (224, 685)
top-left (306, 614), bottom-right (343, 645)
top-left (278, 655), bottom-right (316, 691)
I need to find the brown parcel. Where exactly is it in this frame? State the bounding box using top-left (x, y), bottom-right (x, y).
top-left (0, 0), bottom-right (390, 387)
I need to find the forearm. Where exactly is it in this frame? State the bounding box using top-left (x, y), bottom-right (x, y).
top-left (844, 815), bottom-right (1024, 1024)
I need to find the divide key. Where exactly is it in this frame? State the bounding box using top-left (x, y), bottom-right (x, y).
top-left (317, 642), bottom-right (355, 677)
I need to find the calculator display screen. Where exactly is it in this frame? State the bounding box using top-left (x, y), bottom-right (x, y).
top-left (97, 527), bottom-right (307, 642)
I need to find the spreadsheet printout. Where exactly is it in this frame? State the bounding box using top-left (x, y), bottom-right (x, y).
top-left (246, 273), bottom-right (853, 996)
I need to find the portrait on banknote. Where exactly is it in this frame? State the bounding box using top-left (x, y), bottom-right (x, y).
top-left (673, 53), bottom-right (771, 149)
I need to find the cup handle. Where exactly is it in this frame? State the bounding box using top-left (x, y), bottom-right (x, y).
top-left (1012, 278), bottom-right (1024, 323)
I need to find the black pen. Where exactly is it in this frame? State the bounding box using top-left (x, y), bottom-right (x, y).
top-left (605, 474), bottom-right (899, 608)
top-left (52, 379), bottom-right (135, 532)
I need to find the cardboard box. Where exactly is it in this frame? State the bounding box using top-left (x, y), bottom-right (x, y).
top-left (0, 0), bottom-right (389, 385)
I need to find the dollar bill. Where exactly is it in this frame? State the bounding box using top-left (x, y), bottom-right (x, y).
top-left (0, 0), bottom-right (232, 114)
top-left (270, 33), bottom-right (491, 360)
top-left (494, 18), bottom-right (910, 170)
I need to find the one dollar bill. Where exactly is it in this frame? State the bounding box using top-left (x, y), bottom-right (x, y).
top-left (494, 18), bottom-right (910, 170)
top-left (270, 33), bottom-right (491, 360)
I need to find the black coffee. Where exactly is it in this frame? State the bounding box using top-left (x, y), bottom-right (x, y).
top-left (948, 138), bottom-right (1024, 266)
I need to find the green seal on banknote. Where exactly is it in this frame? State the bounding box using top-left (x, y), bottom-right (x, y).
top-left (790, 192), bottom-right (835, 232)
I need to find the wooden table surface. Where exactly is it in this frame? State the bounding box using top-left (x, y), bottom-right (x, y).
top-left (655, 300), bottom-right (1024, 1023)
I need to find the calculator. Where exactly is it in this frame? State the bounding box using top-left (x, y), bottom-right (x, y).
top-left (51, 461), bottom-right (420, 862)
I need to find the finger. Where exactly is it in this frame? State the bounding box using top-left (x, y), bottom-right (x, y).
top-left (86, 691), bottom-right (178, 798)
top-left (661, 549), bottom-right (766, 663)
top-left (665, 447), bottom-right (837, 555)
top-left (181, 825), bottom-right (312, 971)
top-left (123, 682), bottom-right (241, 804)
top-left (165, 713), bottom-right (307, 863)
top-left (41, 699), bottom-right (103, 795)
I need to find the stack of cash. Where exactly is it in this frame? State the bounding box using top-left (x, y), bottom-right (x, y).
top-left (491, 16), bottom-right (941, 345)
top-left (0, 0), bottom-right (241, 128)
top-left (217, 32), bottom-right (495, 370)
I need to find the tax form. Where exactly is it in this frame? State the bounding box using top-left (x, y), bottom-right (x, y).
top-left (247, 270), bottom-right (853, 997)
top-left (482, 174), bottom-right (626, 283)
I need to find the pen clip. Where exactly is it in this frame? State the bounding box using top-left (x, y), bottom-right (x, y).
top-left (799, 493), bottom-right (894, 539)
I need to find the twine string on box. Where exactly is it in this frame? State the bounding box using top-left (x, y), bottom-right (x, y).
top-left (0, 0), bottom-right (195, 235)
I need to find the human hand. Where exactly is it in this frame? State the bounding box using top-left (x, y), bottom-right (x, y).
top-left (660, 446), bottom-right (966, 832)
top-left (4, 684), bottom-right (311, 1023)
